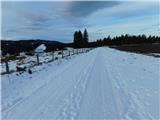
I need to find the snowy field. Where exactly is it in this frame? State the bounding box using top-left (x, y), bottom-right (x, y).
top-left (1, 47), bottom-right (159, 119)
top-left (0, 48), bottom-right (85, 74)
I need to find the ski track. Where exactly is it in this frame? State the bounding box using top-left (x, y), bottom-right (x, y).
top-left (77, 49), bottom-right (121, 119)
top-left (2, 55), bottom-right (79, 116)
top-left (57, 49), bottom-right (99, 119)
top-left (3, 49), bottom-right (98, 119)
top-left (2, 47), bottom-right (157, 119)
top-left (103, 48), bottom-right (153, 119)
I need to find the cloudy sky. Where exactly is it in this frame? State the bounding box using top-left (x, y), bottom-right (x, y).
top-left (1, 1), bottom-right (159, 42)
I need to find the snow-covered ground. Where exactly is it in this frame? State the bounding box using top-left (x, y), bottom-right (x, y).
top-left (1, 47), bottom-right (159, 119)
top-left (0, 48), bottom-right (85, 74)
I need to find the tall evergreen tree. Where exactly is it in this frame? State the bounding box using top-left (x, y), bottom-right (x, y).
top-left (78, 30), bottom-right (83, 44)
top-left (74, 31), bottom-right (78, 45)
top-left (73, 30), bottom-right (83, 48)
top-left (73, 29), bottom-right (89, 48)
top-left (83, 28), bottom-right (89, 44)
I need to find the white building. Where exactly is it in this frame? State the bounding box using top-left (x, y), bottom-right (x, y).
top-left (34, 44), bottom-right (46, 53)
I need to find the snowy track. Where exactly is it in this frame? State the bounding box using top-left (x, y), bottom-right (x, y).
top-left (2, 47), bottom-right (159, 119)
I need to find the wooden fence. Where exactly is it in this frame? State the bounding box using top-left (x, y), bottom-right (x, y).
top-left (1, 48), bottom-right (93, 74)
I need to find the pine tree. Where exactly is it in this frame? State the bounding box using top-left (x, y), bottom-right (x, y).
top-left (107, 35), bottom-right (111, 41)
top-left (83, 28), bottom-right (89, 44)
top-left (74, 31), bottom-right (78, 45)
top-left (73, 29), bottom-right (89, 48)
top-left (73, 30), bottom-right (83, 48)
top-left (78, 30), bottom-right (83, 44)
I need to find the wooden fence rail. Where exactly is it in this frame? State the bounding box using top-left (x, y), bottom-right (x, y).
top-left (1, 48), bottom-right (93, 74)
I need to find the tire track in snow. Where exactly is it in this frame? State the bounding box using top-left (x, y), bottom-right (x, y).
top-left (33, 50), bottom-right (98, 118)
top-left (103, 48), bottom-right (141, 119)
top-left (3, 52), bottom-right (94, 119)
top-left (70, 48), bottom-right (121, 119)
top-left (103, 48), bottom-right (152, 119)
top-left (57, 50), bottom-right (99, 119)
top-left (100, 49), bottom-right (121, 118)
top-left (3, 57), bottom-right (80, 116)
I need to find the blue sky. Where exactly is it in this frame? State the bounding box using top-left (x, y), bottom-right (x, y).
top-left (1, 1), bottom-right (159, 42)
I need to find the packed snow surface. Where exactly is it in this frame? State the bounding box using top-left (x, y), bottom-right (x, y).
top-left (2, 47), bottom-right (159, 119)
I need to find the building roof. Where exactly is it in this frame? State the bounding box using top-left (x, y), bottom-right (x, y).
top-left (34, 44), bottom-right (46, 52)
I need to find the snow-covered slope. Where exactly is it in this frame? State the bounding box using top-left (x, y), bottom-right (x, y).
top-left (2, 47), bottom-right (159, 119)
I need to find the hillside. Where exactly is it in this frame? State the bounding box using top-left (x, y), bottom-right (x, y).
top-left (1, 40), bottom-right (67, 55)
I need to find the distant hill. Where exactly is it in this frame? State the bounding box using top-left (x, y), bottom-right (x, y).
top-left (1, 40), bottom-right (72, 56)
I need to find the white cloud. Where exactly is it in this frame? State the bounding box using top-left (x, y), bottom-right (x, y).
top-left (87, 14), bottom-right (159, 41)
top-left (84, 1), bottom-right (159, 41)
top-left (87, 1), bottom-right (158, 20)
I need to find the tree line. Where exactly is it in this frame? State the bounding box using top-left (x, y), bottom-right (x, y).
top-left (73, 29), bottom-right (160, 48)
top-left (89, 34), bottom-right (160, 47)
top-left (1, 29), bottom-right (160, 56)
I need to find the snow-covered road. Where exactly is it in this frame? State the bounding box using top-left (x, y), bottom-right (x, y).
top-left (2, 47), bottom-right (159, 119)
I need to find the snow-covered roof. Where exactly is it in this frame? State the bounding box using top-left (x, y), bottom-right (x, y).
top-left (34, 44), bottom-right (46, 52)
top-left (66, 47), bottom-right (74, 50)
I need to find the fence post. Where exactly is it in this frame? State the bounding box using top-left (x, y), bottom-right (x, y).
top-left (52, 51), bottom-right (54, 61)
top-left (77, 49), bottom-right (78, 54)
top-left (72, 50), bottom-right (74, 55)
top-left (5, 60), bottom-right (9, 73)
top-left (36, 53), bottom-right (39, 65)
top-left (62, 50), bottom-right (64, 58)
top-left (68, 50), bottom-right (70, 56)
